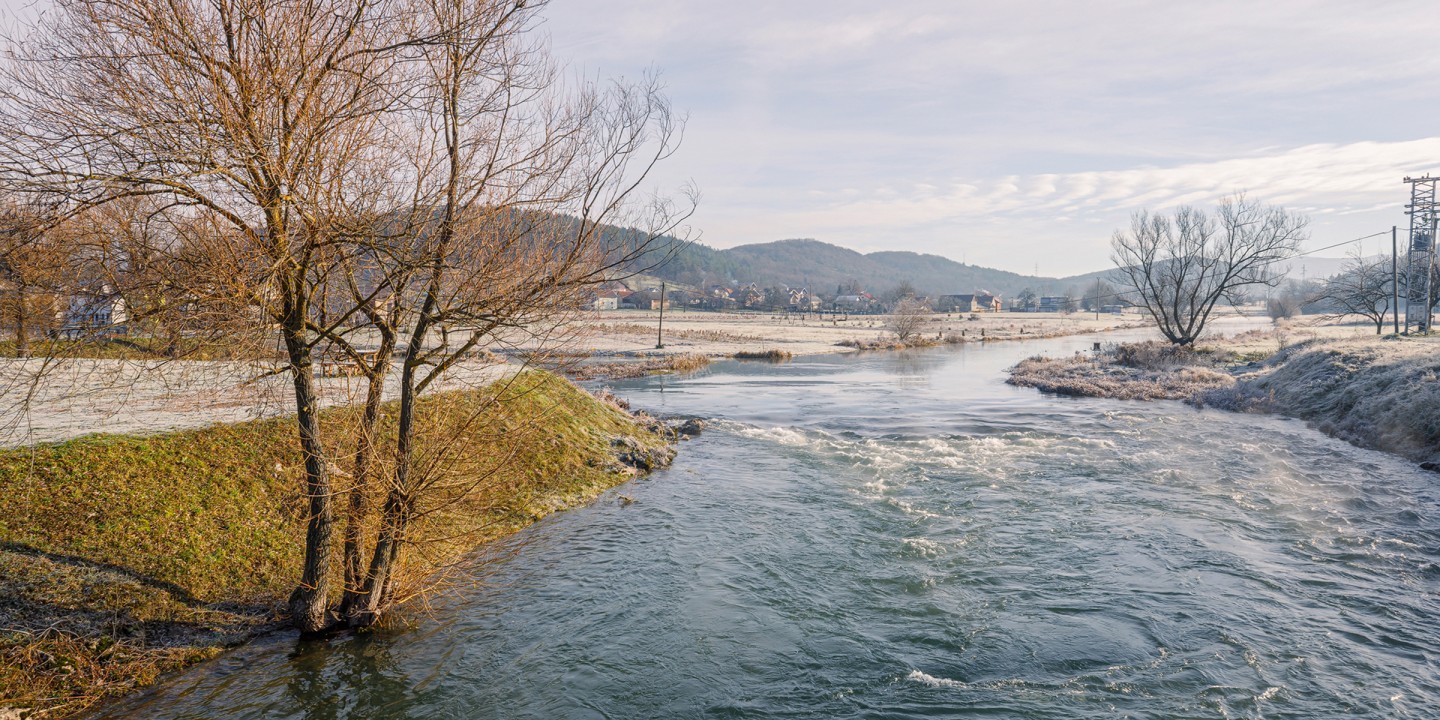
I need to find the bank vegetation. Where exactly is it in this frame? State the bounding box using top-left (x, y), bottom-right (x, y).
top-left (0, 371), bottom-right (674, 717)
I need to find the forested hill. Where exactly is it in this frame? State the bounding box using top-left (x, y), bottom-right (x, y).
top-left (637, 236), bottom-right (1114, 298)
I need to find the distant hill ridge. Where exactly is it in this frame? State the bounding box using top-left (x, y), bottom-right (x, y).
top-left (632, 233), bottom-right (1354, 299)
top-left (645, 236), bottom-right (1113, 299)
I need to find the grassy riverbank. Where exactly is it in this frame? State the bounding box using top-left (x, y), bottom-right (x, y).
top-left (1008, 331), bottom-right (1440, 468)
top-left (0, 371), bottom-right (672, 718)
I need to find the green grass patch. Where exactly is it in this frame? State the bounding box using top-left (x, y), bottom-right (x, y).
top-left (0, 370), bottom-right (666, 717)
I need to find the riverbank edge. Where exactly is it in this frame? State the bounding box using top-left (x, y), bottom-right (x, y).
top-left (0, 371), bottom-right (680, 719)
top-left (1007, 333), bottom-right (1440, 469)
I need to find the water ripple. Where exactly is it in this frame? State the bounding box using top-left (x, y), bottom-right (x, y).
top-left (98, 337), bottom-right (1440, 719)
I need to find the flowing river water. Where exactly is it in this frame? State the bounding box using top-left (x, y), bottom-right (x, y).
top-left (97, 329), bottom-right (1440, 719)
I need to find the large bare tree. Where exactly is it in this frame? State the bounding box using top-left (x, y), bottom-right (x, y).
top-left (0, 198), bottom-right (69, 357)
top-left (0, 0), bottom-right (461, 632)
top-left (1111, 196), bottom-right (1307, 345)
top-left (329, 0), bottom-right (687, 626)
top-left (0, 0), bottom-right (687, 632)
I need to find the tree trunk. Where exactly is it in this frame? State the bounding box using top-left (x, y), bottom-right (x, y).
top-left (347, 356), bottom-right (419, 628)
top-left (282, 300), bottom-right (337, 634)
top-left (14, 286), bottom-right (28, 358)
top-left (339, 337), bottom-right (394, 619)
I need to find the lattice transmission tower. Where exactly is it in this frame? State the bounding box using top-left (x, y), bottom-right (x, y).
top-left (1404, 175), bottom-right (1438, 333)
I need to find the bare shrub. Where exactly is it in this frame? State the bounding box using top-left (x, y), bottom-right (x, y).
top-left (887, 298), bottom-right (931, 344)
top-left (1111, 341), bottom-right (1198, 370)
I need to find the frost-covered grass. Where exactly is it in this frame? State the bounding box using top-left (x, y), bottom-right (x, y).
top-left (1195, 335), bottom-right (1440, 466)
top-left (1007, 341), bottom-right (1236, 401)
top-left (1009, 332), bottom-right (1440, 468)
top-left (566, 353), bottom-right (712, 381)
top-left (1008, 352), bottom-right (1234, 401)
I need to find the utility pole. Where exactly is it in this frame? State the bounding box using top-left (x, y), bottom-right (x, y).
top-left (1403, 175), bottom-right (1438, 334)
top-left (1393, 226), bottom-right (1400, 334)
top-left (1093, 277), bottom-right (1102, 320)
top-left (655, 281), bottom-right (666, 349)
top-left (1430, 215), bottom-right (1439, 333)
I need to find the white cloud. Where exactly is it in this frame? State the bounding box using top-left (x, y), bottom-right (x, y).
top-left (786, 138), bottom-right (1437, 221)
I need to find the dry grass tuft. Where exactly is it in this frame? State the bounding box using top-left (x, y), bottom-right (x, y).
top-left (836, 337), bottom-right (939, 351)
top-left (566, 353), bottom-right (712, 381)
top-left (732, 349), bottom-right (793, 361)
top-left (1008, 353), bottom-right (1234, 401)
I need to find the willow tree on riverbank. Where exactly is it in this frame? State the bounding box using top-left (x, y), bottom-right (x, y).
top-left (1111, 196), bottom-right (1307, 346)
top-left (0, 0), bottom-right (686, 632)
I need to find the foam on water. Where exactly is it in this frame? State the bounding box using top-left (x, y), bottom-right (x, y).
top-left (906, 669), bottom-right (966, 688)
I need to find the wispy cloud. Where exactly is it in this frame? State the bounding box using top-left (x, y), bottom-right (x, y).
top-left (751, 138), bottom-right (1434, 222)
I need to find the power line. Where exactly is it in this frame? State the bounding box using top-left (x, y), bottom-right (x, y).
top-left (1292, 230), bottom-right (1390, 259)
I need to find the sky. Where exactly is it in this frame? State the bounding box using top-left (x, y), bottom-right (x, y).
top-left (1, 0), bottom-right (1435, 275)
top-left (539, 0), bottom-right (1440, 274)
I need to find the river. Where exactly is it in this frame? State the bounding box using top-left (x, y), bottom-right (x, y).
top-left (95, 330), bottom-right (1440, 719)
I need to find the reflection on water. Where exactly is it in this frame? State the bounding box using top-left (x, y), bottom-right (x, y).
top-left (97, 328), bottom-right (1440, 719)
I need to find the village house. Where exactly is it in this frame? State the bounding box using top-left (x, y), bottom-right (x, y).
top-left (1038, 295), bottom-right (1076, 313)
top-left (787, 287), bottom-right (822, 312)
top-left (935, 294), bottom-right (977, 312)
top-left (936, 291), bottom-right (1002, 313)
top-left (627, 287), bottom-right (672, 311)
top-left (58, 285), bottom-right (127, 338)
top-left (735, 283), bottom-right (764, 309)
top-left (702, 285), bottom-right (739, 311)
top-left (832, 292), bottom-right (876, 312)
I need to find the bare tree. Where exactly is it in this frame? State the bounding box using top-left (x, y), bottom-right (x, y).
top-left (0, 0), bottom-right (439, 632)
top-left (0, 199), bottom-right (68, 356)
top-left (331, 0), bottom-right (688, 626)
top-left (887, 297), bottom-right (930, 344)
top-left (1111, 196), bottom-right (1307, 345)
top-left (1319, 252), bottom-right (1393, 333)
top-left (881, 279), bottom-right (917, 310)
top-left (1015, 288), bottom-right (1037, 311)
top-left (0, 0), bottom-right (688, 633)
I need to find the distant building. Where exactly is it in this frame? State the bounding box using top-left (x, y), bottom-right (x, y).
top-left (832, 293), bottom-right (875, 312)
top-left (937, 292), bottom-right (1001, 313)
top-left (935, 294), bottom-right (977, 312)
top-left (628, 288), bottom-right (671, 311)
top-left (58, 285), bottom-right (127, 337)
top-left (1038, 296), bottom-right (1076, 313)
